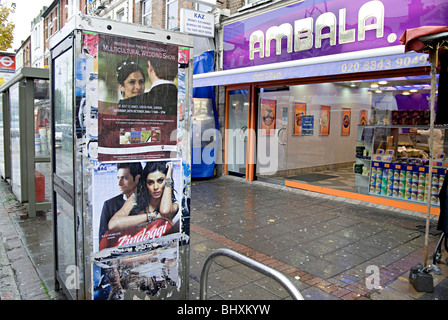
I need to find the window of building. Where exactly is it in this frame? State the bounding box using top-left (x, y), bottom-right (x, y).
top-left (117, 9), bottom-right (125, 21)
top-left (142, 0), bottom-right (152, 26)
top-left (196, 3), bottom-right (212, 12)
top-left (240, 0), bottom-right (271, 11)
top-left (166, 0), bottom-right (179, 30)
top-left (33, 25), bottom-right (41, 49)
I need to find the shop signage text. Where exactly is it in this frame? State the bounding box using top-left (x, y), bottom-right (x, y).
top-left (180, 8), bottom-right (215, 38)
top-left (249, 1), bottom-right (386, 60)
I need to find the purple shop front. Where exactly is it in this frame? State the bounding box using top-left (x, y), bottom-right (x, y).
top-left (222, 0), bottom-right (448, 70)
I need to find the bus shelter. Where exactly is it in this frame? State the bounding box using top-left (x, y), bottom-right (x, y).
top-left (0, 67), bottom-right (51, 217)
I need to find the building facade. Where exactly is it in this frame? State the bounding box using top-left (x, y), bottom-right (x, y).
top-left (15, 36), bottom-right (32, 70)
top-left (31, 8), bottom-right (47, 68)
top-left (42, 0), bottom-right (88, 66)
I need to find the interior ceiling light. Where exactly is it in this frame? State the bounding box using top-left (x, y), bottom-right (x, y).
top-left (378, 81), bottom-right (388, 85)
top-left (410, 89), bottom-right (418, 92)
top-left (375, 90), bottom-right (382, 93)
top-left (370, 83), bottom-right (379, 88)
top-left (403, 91), bottom-right (410, 95)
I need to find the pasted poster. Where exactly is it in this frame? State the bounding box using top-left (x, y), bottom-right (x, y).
top-left (341, 108), bottom-right (351, 136)
top-left (91, 159), bottom-right (183, 300)
top-left (360, 110), bottom-right (368, 125)
top-left (261, 99), bottom-right (276, 135)
top-left (93, 238), bottom-right (180, 300)
top-left (320, 105), bottom-right (331, 136)
top-left (302, 115), bottom-right (314, 136)
top-left (293, 102), bottom-right (306, 135)
top-left (97, 34), bottom-right (179, 161)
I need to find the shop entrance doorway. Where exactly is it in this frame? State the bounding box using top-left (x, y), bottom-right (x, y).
top-left (257, 87), bottom-right (291, 178)
top-left (226, 89), bottom-right (250, 177)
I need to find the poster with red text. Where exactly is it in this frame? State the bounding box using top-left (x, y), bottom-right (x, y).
top-left (97, 34), bottom-right (179, 161)
top-left (91, 159), bottom-right (183, 300)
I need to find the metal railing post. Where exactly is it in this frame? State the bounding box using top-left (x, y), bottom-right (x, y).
top-left (200, 248), bottom-right (304, 300)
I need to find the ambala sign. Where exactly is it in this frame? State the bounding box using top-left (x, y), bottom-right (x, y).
top-left (222, 0), bottom-right (448, 70)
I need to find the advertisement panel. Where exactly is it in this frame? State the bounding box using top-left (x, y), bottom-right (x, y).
top-left (77, 31), bottom-right (188, 300)
top-left (92, 160), bottom-right (183, 300)
top-left (97, 34), bottom-right (179, 162)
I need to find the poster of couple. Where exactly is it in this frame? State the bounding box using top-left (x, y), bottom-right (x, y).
top-left (86, 32), bottom-right (187, 300)
top-left (91, 159), bottom-right (183, 300)
top-left (97, 33), bottom-right (180, 162)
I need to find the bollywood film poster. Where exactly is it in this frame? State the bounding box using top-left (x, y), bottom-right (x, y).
top-left (320, 105), bottom-right (331, 136)
top-left (261, 99), bottom-right (276, 135)
top-left (293, 102), bottom-right (306, 135)
top-left (341, 108), bottom-right (351, 136)
top-left (97, 34), bottom-right (179, 162)
top-left (360, 110), bottom-right (368, 125)
top-left (91, 159), bottom-right (183, 300)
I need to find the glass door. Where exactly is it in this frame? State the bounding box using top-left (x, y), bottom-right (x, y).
top-left (52, 38), bottom-right (77, 299)
top-left (226, 89), bottom-right (249, 176)
top-left (257, 87), bottom-right (291, 178)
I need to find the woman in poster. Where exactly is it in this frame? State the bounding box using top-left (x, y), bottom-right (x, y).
top-left (99, 161), bottom-right (179, 250)
top-left (116, 60), bottom-right (146, 100)
top-left (109, 161), bottom-right (178, 229)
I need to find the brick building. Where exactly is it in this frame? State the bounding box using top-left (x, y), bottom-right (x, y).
top-left (42, 0), bottom-right (88, 66)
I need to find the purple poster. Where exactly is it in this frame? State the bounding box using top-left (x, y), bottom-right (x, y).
top-left (222, 0), bottom-right (448, 70)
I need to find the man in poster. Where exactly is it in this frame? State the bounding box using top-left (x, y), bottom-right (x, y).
top-left (98, 160), bottom-right (180, 251)
top-left (98, 162), bottom-right (142, 243)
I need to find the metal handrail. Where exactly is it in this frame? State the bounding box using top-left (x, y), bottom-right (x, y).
top-left (200, 248), bottom-right (304, 300)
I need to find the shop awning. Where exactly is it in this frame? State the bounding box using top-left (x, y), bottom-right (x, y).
top-left (400, 26), bottom-right (448, 53)
top-left (193, 45), bottom-right (429, 87)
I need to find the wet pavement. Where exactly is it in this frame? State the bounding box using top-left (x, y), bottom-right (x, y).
top-left (1, 175), bottom-right (447, 300)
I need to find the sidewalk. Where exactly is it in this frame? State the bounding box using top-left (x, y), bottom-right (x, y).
top-left (0, 181), bottom-right (64, 300)
top-left (1, 175), bottom-right (447, 300)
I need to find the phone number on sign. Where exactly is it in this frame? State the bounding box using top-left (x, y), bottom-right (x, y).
top-left (341, 54), bottom-right (428, 73)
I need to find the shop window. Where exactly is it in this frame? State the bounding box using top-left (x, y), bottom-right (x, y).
top-left (256, 75), bottom-right (443, 206)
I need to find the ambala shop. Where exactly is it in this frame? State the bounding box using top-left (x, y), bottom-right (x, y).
top-left (193, 0), bottom-right (448, 216)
